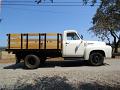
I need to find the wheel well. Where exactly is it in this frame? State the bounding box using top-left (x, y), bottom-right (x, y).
top-left (90, 50), bottom-right (105, 57)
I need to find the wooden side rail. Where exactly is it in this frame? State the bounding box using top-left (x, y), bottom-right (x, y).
top-left (7, 33), bottom-right (63, 50)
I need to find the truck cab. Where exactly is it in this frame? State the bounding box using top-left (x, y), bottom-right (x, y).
top-left (63, 30), bottom-right (112, 65)
top-left (63, 30), bottom-right (85, 57)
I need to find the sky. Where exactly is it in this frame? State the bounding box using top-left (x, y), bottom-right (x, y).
top-left (0, 0), bottom-right (100, 47)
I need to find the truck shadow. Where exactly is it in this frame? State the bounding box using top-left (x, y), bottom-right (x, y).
top-left (3, 60), bottom-right (109, 69)
top-left (3, 62), bottom-right (25, 69)
top-left (41, 60), bottom-right (89, 67)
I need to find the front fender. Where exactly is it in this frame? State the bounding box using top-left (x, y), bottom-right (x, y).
top-left (84, 45), bottom-right (112, 60)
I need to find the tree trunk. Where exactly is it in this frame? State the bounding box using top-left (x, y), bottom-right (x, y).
top-left (115, 39), bottom-right (120, 53)
top-left (109, 30), bottom-right (118, 53)
top-left (114, 35), bottom-right (120, 53)
top-left (114, 43), bottom-right (118, 53)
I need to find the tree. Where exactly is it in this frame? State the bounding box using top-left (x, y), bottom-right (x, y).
top-left (34, 0), bottom-right (120, 53)
top-left (89, 0), bottom-right (120, 53)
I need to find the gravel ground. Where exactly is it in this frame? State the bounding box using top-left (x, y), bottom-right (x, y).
top-left (0, 59), bottom-right (120, 90)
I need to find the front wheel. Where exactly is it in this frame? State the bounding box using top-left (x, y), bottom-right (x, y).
top-left (89, 53), bottom-right (104, 66)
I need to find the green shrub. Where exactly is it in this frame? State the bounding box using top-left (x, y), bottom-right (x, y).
top-left (0, 50), bottom-right (2, 59)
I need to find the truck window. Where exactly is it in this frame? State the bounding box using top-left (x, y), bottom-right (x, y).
top-left (67, 32), bottom-right (80, 40)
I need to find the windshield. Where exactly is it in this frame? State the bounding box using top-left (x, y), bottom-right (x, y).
top-left (77, 32), bottom-right (83, 40)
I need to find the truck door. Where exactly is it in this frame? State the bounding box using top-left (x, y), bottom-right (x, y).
top-left (64, 32), bottom-right (84, 57)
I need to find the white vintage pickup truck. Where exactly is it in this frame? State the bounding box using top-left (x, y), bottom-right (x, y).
top-left (6, 30), bottom-right (112, 69)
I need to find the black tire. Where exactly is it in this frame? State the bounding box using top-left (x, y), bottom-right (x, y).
top-left (24, 55), bottom-right (40, 69)
top-left (89, 53), bottom-right (104, 66)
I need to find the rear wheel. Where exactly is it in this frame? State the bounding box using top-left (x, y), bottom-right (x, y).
top-left (24, 55), bottom-right (40, 69)
top-left (89, 53), bottom-right (104, 66)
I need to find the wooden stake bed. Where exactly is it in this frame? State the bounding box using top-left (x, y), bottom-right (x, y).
top-left (7, 33), bottom-right (63, 50)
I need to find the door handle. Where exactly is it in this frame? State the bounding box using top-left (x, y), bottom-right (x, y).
top-left (66, 42), bottom-right (69, 44)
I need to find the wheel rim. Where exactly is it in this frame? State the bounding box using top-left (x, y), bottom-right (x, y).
top-left (92, 54), bottom-right (101, 65)
top-left (28, 57), bottom-right (36, 65)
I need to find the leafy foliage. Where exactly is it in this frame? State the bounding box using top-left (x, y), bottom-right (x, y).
top-left (89, 0), bottom-right (120, 52)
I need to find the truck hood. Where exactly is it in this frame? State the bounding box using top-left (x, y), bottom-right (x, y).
top-left (86, 41), bottom-right (106, 46)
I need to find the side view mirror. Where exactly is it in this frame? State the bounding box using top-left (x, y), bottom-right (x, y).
top-left (80, 35), bottom-right (83, 39)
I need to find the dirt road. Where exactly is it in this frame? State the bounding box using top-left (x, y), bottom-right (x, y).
top-left (0, 59), bottom-right (120, 90)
